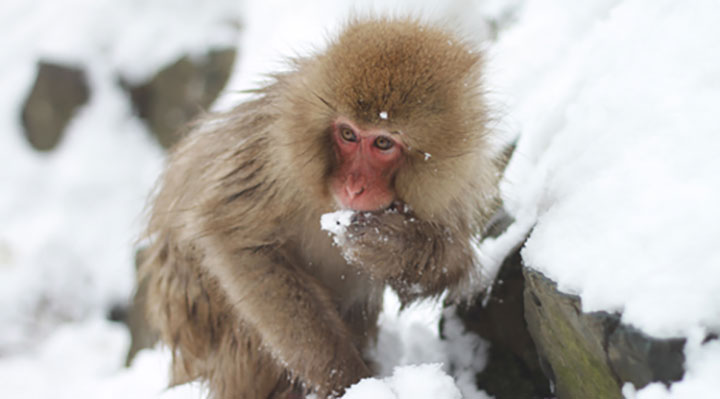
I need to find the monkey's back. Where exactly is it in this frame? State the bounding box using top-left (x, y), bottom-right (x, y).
top-left (139, 97), bottom-right (299, 396)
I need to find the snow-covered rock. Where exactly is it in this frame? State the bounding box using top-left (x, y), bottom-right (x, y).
top-left (481, 0), bottom-right (720, 397)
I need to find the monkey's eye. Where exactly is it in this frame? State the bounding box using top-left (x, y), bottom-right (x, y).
top-left (374, 136), bottom-right (394, 150)
top-left (339, 126), bottom-right (358, 142)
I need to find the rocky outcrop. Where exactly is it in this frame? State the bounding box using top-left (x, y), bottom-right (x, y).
top-left (122, 48), bottom-right (236, 148)
top-left (21, 61), bottom-right (90, 151)
top-left (454, 249), bottom-right (551, 399)
top-left (524, 269), bottom-right (685, 398)
top-left (455, 243), bottom-right (686, 399)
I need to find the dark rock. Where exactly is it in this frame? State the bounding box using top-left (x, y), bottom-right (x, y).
top-left (607, 323), bottom-right (685, 389)
top-left (107, 304), bottom-right (128, 323)
top-left (122, 47), bottom-right (237, 149)
top-left (523, 268), bottom-right (686, 398)
top-left (453, 247), bottom-right (551, 399)
top-left (21, 61), bottom-right (90, 151)
top-left (703, 333), bottom-right (718, 344)
top-left (474, 344), bottom-right (549, 399)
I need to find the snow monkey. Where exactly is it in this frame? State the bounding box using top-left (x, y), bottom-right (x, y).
top-left (140, 17), bottom-right (500, 399)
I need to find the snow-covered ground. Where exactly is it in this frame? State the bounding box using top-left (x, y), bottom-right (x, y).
top-left (1, 0), bottom-right (719, 398)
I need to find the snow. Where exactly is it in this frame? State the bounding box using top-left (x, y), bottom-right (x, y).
top-left (321, 210), bottom-right (359, 264)
top-left (0, 318), bottom-right (202, 398)
top-left (369, 296), bottom-right (491, 399)
top-left (0, 37), bottom-right (165, 354)
top-left (3, 0), bottom-right (720, 398)
top-left (344, 364), bottom-right (461, 399)
top-left (485, 0), bottom-right (720, 397)
top-left (320, 210), bottom-right (354, 238)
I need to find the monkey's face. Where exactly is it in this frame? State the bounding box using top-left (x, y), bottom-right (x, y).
top-left (329, 117), bottom-right (404, 212)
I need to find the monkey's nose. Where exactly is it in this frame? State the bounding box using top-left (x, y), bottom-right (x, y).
top-left (345, 184), bottom-right (365, 199)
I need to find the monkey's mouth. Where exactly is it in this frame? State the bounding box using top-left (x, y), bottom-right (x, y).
top-left (334, 197), bottom-right (404, 214)
top-left (387, 200), bottom-right (411, 214)
top-left (387, 201), bottom-right (401, 211)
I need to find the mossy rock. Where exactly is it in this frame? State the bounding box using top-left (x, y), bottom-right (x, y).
top-left (523, 269), bottom-right (685, 398)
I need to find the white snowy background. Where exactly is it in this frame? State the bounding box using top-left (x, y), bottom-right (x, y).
top-left (1, 0), bottom-right (718, 398)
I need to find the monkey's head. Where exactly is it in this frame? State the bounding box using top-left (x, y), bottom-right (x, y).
top-left (276, 18), bottom-right (497, 223)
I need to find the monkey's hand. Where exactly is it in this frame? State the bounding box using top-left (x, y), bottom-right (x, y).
top-left (333, 207), bottom-right (475, 303)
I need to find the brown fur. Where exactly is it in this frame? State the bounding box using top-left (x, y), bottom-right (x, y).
top-left (140, 17), bottom-right (499, 399)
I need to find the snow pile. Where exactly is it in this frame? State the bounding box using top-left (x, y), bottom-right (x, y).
top-left (487, 0), bottom-right (720, 397)
top-left (344, 364), bottom-right (461, 399)
top-left (370, 296), bottom-right (491, 399)
top-left (0, 318), bottom-right (203, 398)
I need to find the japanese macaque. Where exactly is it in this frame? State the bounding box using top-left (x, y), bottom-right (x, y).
top-left (140, 17), bottom-right (500, 399)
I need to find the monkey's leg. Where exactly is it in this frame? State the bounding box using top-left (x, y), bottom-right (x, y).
top-left (142, 247), bottom-right (295, 399)
top-left (202, 246), bottom-right (372, 397)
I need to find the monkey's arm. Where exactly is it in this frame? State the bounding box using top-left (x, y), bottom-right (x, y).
top-left (202, 242), bottom-right (371, 396)
top-left (340, 210), bottom-right (475, 303)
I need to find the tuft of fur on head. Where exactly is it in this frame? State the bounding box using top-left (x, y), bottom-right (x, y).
top-left (269, 17), bottom-right (499, 225)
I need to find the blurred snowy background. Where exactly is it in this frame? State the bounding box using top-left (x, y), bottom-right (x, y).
top-left (1, 0), bottom-right (719, 398)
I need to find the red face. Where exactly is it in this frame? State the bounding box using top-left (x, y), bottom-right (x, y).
top-left (330, 118), bottom-right (404, 211)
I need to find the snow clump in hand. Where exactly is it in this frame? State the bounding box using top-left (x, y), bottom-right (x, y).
top-left (320, 210), bottom-right (355, 244)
